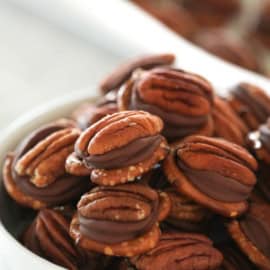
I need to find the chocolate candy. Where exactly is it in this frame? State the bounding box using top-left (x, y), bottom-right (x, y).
top-left (164, 135), bottom-right (257, 217)
top-left (118, 67), bottom-right (214, 142)
top-left (70, 184), bottom-right (171, 257)
top-left (3, 120), bottom-right (90, 209)
top-left (68, 111), bottom-right (169, 186)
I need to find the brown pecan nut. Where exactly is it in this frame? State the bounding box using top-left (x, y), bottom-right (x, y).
top-left (193, 30), bottom-right (262, 73)
top-left (2, 120), bottom-right (90, 209)
top-left (70, 184), bottom-right (171, 257)
top-left (182, 0), bottom-right (240, 27)
top-left (248, 119), bottom-right (270, 201)
top-left (212, 96), bottom-right (248, 146)
top-left (132, 0), bottom-right (198, 39)
top-left (165, 188), bottom-right (212, 232)
top-left (163, 135), bottom-right (257, 217)
top-left (217, 244), bottom-right (256, 270)
top-left (99, 53), bottom-right (175, 94)
top-left (228, 83), bottom-right (270, 131)
top-left (118, 67), bottom-right (214, 142)
top-left (72, 90), bottom-right (118, 130)
top-left (227, 203), bottom-right (270, 270)
top-left (22, 209), bottom-right (84, 270)
top-left (130, 233), bottom-right (223, 270)
top-left (71, 110), bottom-right (169, 186)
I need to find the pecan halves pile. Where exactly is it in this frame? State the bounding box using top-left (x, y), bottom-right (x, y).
top-left (3, 120), bottom-right (90, 209)
top-left (70, 184), bottom-right (171, 257)
top-left (22, 209), bottom-right (83, 270)
top-left (118, 67), bottom-right (214, 142)
top-left (130, 233), bottom-right (223, 270)
top-left (69, 110), bottom-right (169, 186)
top-left (99, 53), bottom-right (175, 94)
top-left (164, 135), bottom-right (257, 217)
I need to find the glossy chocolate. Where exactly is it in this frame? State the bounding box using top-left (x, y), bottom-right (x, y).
top-left (80, 135), bottom-right (162, 169)
top-left (177, 159), bottom-right (253, 203)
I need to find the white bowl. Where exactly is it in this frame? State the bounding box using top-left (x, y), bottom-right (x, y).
top-left (0, 90), bottom-right (97, 270)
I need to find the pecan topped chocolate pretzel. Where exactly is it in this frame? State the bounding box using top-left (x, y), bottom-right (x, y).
top-left (67, 110), bottom-right (169, 186)
top-left (118, 67), bottom-right (214, 142)
top-left (164, 135), bottom-right (257, 217)
top-left (70, 184), bottom-right (171, 257)
top-left (3, 119), bottom-right (90, 209)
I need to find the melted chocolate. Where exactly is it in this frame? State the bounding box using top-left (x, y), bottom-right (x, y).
top-left (11, 123), bottom-right (89, 205)
top-left (130, 91), bottom-right (207, 140)
top-left (232, 86), bottom-right (270, 123)
top-left (240, 213), bottom-right (270, 259)
top-left (177, 159), bottom-right (252, 202)
top-left (82, 135), bottom-right (162, 169)
top-left (78, 200), bottom-right (159, 244)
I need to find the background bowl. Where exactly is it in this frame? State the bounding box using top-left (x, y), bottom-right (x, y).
top-left (0, 90), bottom-right (97, 270)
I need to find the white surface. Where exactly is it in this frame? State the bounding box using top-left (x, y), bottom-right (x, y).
top-left (0, 91), bottom-right (98, 270)
top-left (0, 1), bottom-right (123, 129)
top-left (6, 0), bottom-right (270, 94)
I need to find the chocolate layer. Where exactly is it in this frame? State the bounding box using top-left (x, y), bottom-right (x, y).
top-left (257, 161), bottom-right (270, 201)
top-left (12, 168), bottom-right (89, 204)
top-left (232, 86), bottom-right (270, 123)
top-left (82, 135), bottom-right (162, 170)
top-left (177, 159), bottom-right (252, 202)
top-left (78, 199), bottom-right (159, 244)
top-left (130, 91), bottom-right (207, 140)
top-left (240, 212), bottom-right (270, 259)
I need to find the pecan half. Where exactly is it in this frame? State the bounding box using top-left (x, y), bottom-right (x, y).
top-left (15, 120), bottom-right (80, 187)
top-left (99, 53), bottom-right (175, 94)
top-left (131, 233), bottom-right (223, 270)
top-left (118, 67), bottom-right (214, 142)
top-left (164, 135), bottom-right (257, 217)
top-left (228, 83), bottom-right (270, 130)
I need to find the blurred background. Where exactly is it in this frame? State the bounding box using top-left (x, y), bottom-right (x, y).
top-left (0, 0), bottom-right (269, 129)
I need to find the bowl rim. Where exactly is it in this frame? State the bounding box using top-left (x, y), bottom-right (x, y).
top-left (0, 89), bottom-right (98, 269)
